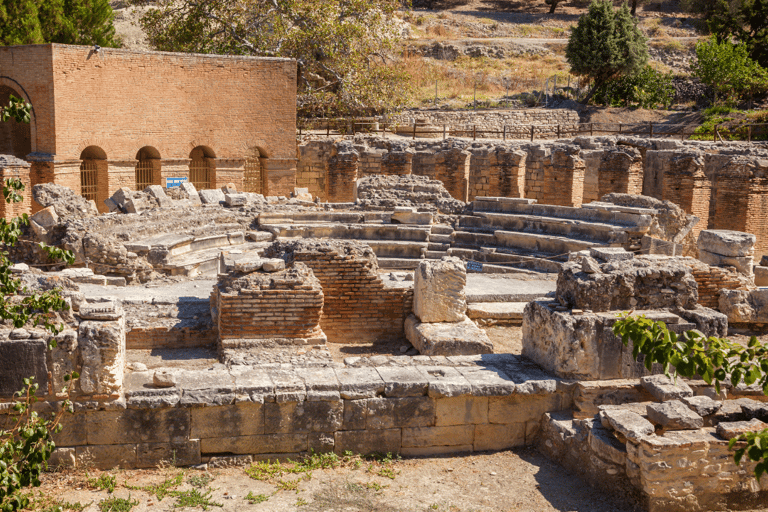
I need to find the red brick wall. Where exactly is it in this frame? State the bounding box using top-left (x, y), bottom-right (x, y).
top-left (0, 164), bottom-right (32, 218)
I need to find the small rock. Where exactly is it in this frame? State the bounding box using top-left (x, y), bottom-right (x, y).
top-left (600, 409), bottom-right (655, 440)
top-left (404, 273), bottom-right (414, 282)
top-left (127, 362), bottom-right (148, 372)
top-left (717, 418), bottom-right (768, 440)
top-left (262, 259), bottom-right (286, 272)
top-left (640, 375), bottom-right (693, 402)
top-left (681, 395), bottom-right (723, 417)
top-left (580, 255), bottom-right (601, 274)
top-left (9, 263), bottom-right (29, 274)
top-left (740, 400), bottom-right (768, 422)
top-left (9, 329), bottom-right (30, 340)
top-left (646, 400), bottom-right (703, 430)
top-left (400, 345), bottom-right (409, 353)
top-left (153, 370), bottom-right (176, 388)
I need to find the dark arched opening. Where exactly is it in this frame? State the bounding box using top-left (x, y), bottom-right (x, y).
top-left (135, 146), bottom-right (161, 190)
top-left (0, 85), bottom-right (32, 159)
top-left (189, 146), bottom-right (215, 190)
top-left (80, 146), bottom-right (107, 204)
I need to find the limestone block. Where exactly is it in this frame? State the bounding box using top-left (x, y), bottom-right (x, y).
top-left (698, 229), bottom-right (756, 257)
top-left (646, 400), bottom-right (703, 430)
top-left (455, 366), bottom-right (516, 396)
top-left (224, 193), bottom-right (248, 206)
top-left (365, 397), bottom-right (435, 429)
top-left (376, 366), bottom-right (428, 397)
top-left (401, 425), bottom-right (474, 448)
top-left (110, 188), bottom-right (132, 208)
top-left (50, 330), bottom-right (79, 396)
top-left (308, 432), bottom-right (334, 453)
top-left (740, 400), bottom-right (768, 421)
top-left (78, 318), bottom-right (125, 396)
top-left (488, 394), bottom-right (562, 425)
top-left (30, 205), bottom-right (58, 227)
top-left (153, 370), bottom-right (176, 388)
top-left (681, 395), bottom-right (722, 417)
top-left (75, 444), bottom-right (137, 469)
top-left (201, 433), bottom-right (307, 455)
top-left (755, 266), bottom-right (768, 287)
top-left (264, 400), bottom-right (343, 433)
top-left (293, 187), bottom-right (313, 202)
top-left (718, 288), bottom-right (768, 323)
top-left (391, 207), bottom-right (433, 225)
top-left (261, 258), bottom-right (286, 272)
top-left (588, 424), bottom-right (627, 466)
top-left (474, 423), bottom-right (526, 451)
top-left (435, 396), bottom-right (488, 426)
top-left (198, 189), bottom-right (226, 204)
top-left (405, 315), bottom-right (493, 356)
top-left (589, 247), bottom-right (633, 262)
top-left (124, 195), bottom-right (152, 214)
top-left (600, 409), bottom-right (654, 441)
top-left (180, 182), bottom-right (202, 205)
top-left (248, 231), bottom-right (274, 242)
top-left (716, 418), bottom-right (768, 440)
top-left (137, 441), bottom-right (201, 468)
top-left (333, 429), bottom-right (401, 455)
top-left (334, 367), bottom-right (384, 399)
top-left (421, 366), bottom-right (472, 398)
top-left (343, 400), bottom-right (367, 430)
top-left (191, 403), bottom-right (264, 439)
top-left (144, 185), bottom-right (173, 208)
top-left (0, 338), bottom-right (48, 398)
top-left (640, 375), bottom-right (693, 402)
top-left (413, 257), bottom-right (466, 323)
top-left (699, 249), bottom-right (754, 276)
top-left (85, 408), bottom-right (191, 445)
top-left (48, 448), bottom-right (76, 468)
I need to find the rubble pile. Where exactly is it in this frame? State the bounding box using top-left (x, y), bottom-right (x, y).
top-left (355, 174), bottom-right (466, 215)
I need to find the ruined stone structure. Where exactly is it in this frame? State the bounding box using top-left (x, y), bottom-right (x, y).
top-left (0, 44), bottom-right (297, 213)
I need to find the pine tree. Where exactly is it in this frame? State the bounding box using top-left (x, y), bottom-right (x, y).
top-left (566, 0), bottom-right (648, 104)
top-left (0, 0), bottom-right (45, 45)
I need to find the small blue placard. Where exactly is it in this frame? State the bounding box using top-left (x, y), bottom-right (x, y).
top-left (166, 177), bottom-right (187, 188)
top-left (466, 260), bottom-right (483, 272)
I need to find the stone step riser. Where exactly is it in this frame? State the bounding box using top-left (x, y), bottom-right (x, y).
top-left (459, 215), bottom-right (627, 244)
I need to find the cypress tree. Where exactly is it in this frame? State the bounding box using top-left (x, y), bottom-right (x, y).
top-left (566, 0), bottom-right (648, 104)
top-left (0, 0), bottom-right (45, 45)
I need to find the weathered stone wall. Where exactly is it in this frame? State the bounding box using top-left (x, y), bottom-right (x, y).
top-left (268, 240), bottom-right (412, 343)
top-left (388, 109), bottom-right (580, 139)
top-left (597, 147), bottom-right (643, 198)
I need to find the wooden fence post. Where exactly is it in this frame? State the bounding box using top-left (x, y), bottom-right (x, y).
top-left (649, 122), bottom-right (653, 138)
top-left (503, 125), bottom-right (506, 141)
top-left (557, 125), bottom-right (561, 139)
top-left (590, 123), bottom-right (593, 136)
top-left (748, 125), bottom-right (752, 144)
top-left (413, 123), bottom-right (417, 140)
top-left (618, 123), bottom-right (621, 135)
top-left (443, 124), bottom-right (447, 140)
top-left (473, 125), bottom-right (477, 140)
top-left (714, 124), bottom-right (718, 142)
top-left (530, 125), bottom-right (535, 142)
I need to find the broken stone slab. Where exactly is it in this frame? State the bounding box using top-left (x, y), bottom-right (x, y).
top-left (391, 207), bottom-right (433, 225)
top-left (740, 399), bottom-right (768, 422)
top-left (179, 182), bottom-right (202, 205)
top-left (698, 250), bottom-right (754, 276)
top-left (681, 395), bottom-right (723, 417)
top-left (262, 259), bottom-right (286, 272)
top-left (716, 418), bottom-right (768, 440)
top-left (79, 300), bottom-right (123, 321)
top-left (31, 205), bottom-right (58, 228)
top-left (419, 366), bottom-right (472, 398)
top-left (293, 187), bottom-right (313, 202)
top-left (9, 263), bottom-right (28, 274)
top-left (230, 256), bottom-right (264, 273)
top-left (580, 255), bottom-right (601, 274)
top-left (640, 375), bottom-right (693, 402)
top-left (124, 195), bottom-right (153, 214)
top-left (198, 189), bottom-right (226, 204)
top-left (600, 408), bottom-right (655, 441)
top-left (641, 235), bottom-right (681, 256)
top-left (334, 367), bottom-right (384, 399)
top-left (697, 229), bottom-right (756, 257)
top-left (248, 231), bottom-right (274, 242)
top-left (589, 247), bottom-right (634, 262)
top-left (405, 315), bottom-right (493, 356)
top-left (144, 185), bottom-right (173, 208)
top-left (413, 257), bottom-right (466, 323)
top-left (224, 193), bottom-right (248, 207)
top-left (646, 400), bottom-right (703, 430)
top-left (376, 366), bottom-right (429, 397)
top-left (755, 265), bottom-right (768, 287)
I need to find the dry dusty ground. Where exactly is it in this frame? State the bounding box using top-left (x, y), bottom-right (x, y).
top-left (29, 448), bottom-right (645, 512)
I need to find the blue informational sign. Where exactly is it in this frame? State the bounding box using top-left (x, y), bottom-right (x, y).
top-left (466, 260), bottom-right (483, 272)
top-left (166, 177), bottom-right (188, 188)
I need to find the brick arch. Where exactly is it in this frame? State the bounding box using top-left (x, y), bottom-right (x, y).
top-left (0, 78), bottom-right (35, 157)
top-left (75, 138), bottom-right (118, 161)
top-left (189, 145), bottom-right (216, 190)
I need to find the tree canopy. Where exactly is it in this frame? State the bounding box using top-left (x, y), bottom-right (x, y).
top-left (707, 0), bottom-right (768, 68)
top-left (0, 0), bottom-right (119, 47)
top-left (565, 0), bottom-right (649, 104)
top-left (133, 0), bottom-right (411, 117)
top-left (692, 36), bottom-right (768, 105)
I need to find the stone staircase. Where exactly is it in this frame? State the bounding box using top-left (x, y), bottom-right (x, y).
top-left (450, 197), bottom-right (655, 273)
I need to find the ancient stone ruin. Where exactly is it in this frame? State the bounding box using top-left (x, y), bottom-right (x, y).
top-left (2, 135), bottom-right (768, 512)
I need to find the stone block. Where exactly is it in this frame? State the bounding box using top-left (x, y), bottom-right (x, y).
top-left (488, 394), bottom-right (562, 425)
top-left (145, 185), bottom-right (173, 208)
top-left (261, 258), bottom-right (286, 272)
top-left (343, 399), bottom-right (367, 431)
top-left (52, 411), bottom-right (87, 447)
top-left (755, 266), bottom-right (768, 287)
top-left (413, 257), bottom-right (466, 323)
top-left (49, 448), bottom-right (76, 468)
top-left (0, 338), bottom-right (48, 398)
top-left (699, 250), bottom-right (754, 276)
top-left (376, 367), bottom-right (428, 397)
top-left (588, 424), bottom-right (627, 466)
top-left (681, 395), bottom-right (723, 417)
top-left (198, 189), bottom-right (225, 204)
top-left (201, 434), bottom-right (307, 454)
top-left (248, 231), bottom-right (274, 242)
top-left (391, 207), bottom-right (433, 225)
top-left (264, 400), bottom-right (343, 433)
top-left (640, 375), bottom-right (693, 402)
top-left (405, 315), bottom-right (493, 356)
top-left (599, 409), bottom-right (654, 441)
top-left (86, 408), bottom-right (191, 445)
top-left (435, 396), bottom-right (488, 426)
top-left (137, 440), bottom-right (201, 468)
top-left (30, 205), bottom-right (58, 227)
top-left (400, 445), bottom-right (473, 457)
top-left (698, 229), bottom-right (756, 257)
top-left (401, 425), bottom-right (474, 448)
top-left (455, 366), bottom-right (516, 396)
top-left (474, 423), bottom-right (526, 451)
top-left (646, 400), bottom-right (703, 430)
top-left (365, 397), bottom-right (435, 429)
top-left (76, 444), bottom-right (137, 469)
top-left (124, 195), bottom-right (152, 214)
top-left (224, 193), bottom-right (248, 206)
top-left (421, 366), bottom-right (472, 398)
top-left (590, 247), bottom-right (634, 262)
top-left (308, 432), bottom-right (335, 453)
top-left (716, 418), bottom-right (768, 440)
top-left (335, 368), bottom-right (384, 399)
top-left (334, 429), bottom-right (401, 455)
top-left (191, 402), bottom-right (264, 439)
top-left (300, 367), bottom-right (339, 392)
top-left (180, 182), bottom-right (202, 205)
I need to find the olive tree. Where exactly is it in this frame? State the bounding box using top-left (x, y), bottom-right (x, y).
top-left (566, 0), bottom-right (649, 104)
top-left (692, 36), bottom-right (768, 105)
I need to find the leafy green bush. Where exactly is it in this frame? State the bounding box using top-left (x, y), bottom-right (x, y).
top-left (593, 65), bottom-right (675, 109)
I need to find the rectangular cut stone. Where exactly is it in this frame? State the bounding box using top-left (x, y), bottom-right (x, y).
top-left (413, 257), bottom-right (467, 323)
top-left (698, 229), bottom-right (756, 257)
top-left (137, 441), bottom-right (201, 468)
top-left (600, 409), bottom-right (655, 441)
top-left (86, 408), bottom-right (191, 445)
top-left (191, 402), bottom-right (264, 439)
top-left (646, 400), bottom-right (703, 430)
top-left (76, 444), bottom-right (138, 469)
top-left (640, 375), bottom-right (693, 402)
top-left (365, 397), bottom-right (435, 429)
top-left (300, 367), bottom-right (340, 392)
top-left (400, 445), bottom-right (473, 457)
top-left (421, 366), bottom-right (472, 398)
top-left (456, 367), bottom-right (515, 396)
top-left (264, 400), bottom-right (343, 433)
top-left (268, 369), bottom-right (307, 402)
top-left (231, 367), bottom-right (274, 402)
top-left (376, 367), bottom-right (428, 397)
top-left (717, 418), bottom-right (768, 440)
top-left (343, 399), bottom-right (367, 431)
top-left (402, 425), bottom-right (474, 447)
top-left (201, 434), bottom-right (308, 455)
top-left (334, 429), bottom-right (401, 456)
top-left (489, 394), bottom-right (562, 425)
top-left (199, 189), bottom-right (225, 204)
top-left (335, 368), bottom-right (384, 399)
top-left (436, 396), bottom-right (488, 426)
top-left (406, 315), bottom-right (493, 356)
top-left (474, 423), bottom-right (526, 451)
top-left (52, 412), bottom-right (87, 447)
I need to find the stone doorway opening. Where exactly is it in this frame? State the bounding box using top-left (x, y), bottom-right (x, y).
top-left (189, 146), bottom-right (215, 190)
top-left (135, 146), bottom-right (161, 190)
top-left (79, 146), bottom-right (107, 204)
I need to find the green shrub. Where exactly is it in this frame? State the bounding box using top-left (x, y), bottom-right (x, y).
top-left (593, 65), bottom-right (675, 109)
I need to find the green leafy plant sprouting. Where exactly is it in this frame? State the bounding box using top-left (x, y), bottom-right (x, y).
top-left (613, 312), bottom-right (768, 479)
